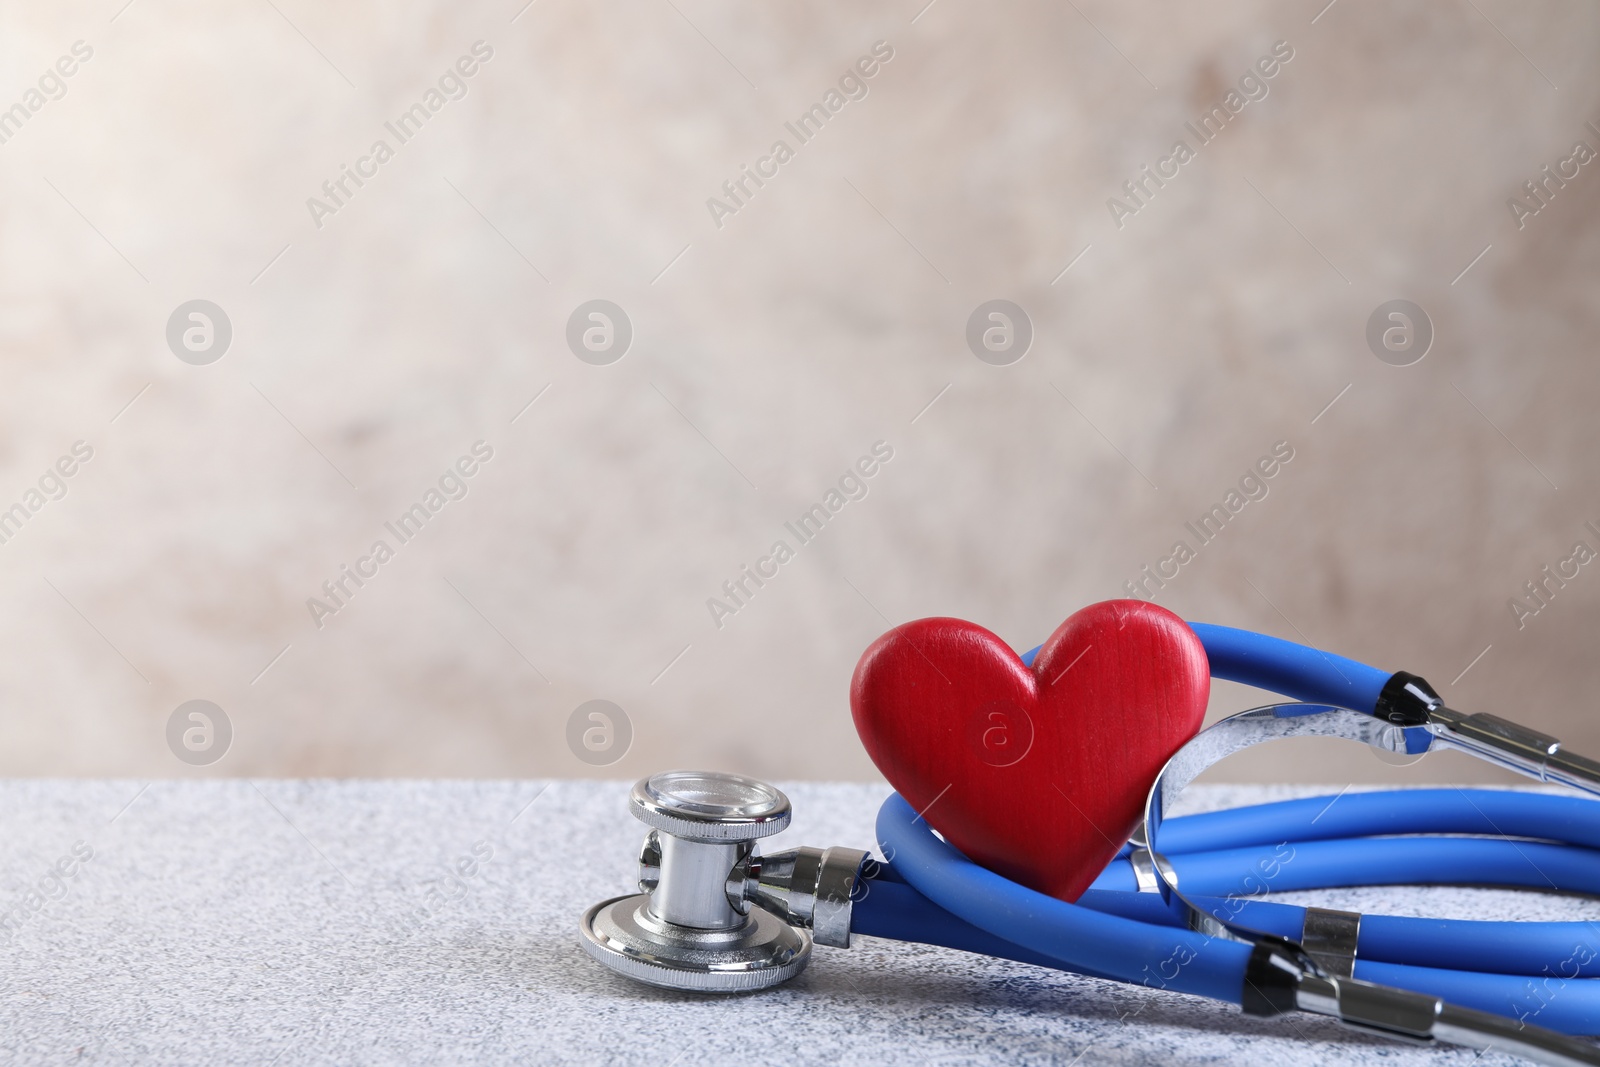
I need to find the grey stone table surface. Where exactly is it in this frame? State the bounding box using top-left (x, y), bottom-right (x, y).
top-left (2, 780), bottom-right (1595, 1066)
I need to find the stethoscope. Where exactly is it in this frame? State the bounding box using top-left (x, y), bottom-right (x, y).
top-left (580, 623), bottom-right (1600, 1066)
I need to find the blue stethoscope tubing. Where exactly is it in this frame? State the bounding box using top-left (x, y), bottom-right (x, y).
top-left (856, 623), bottom-right (1600, 1035)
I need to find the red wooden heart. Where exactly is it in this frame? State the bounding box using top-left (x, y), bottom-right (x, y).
top-left (850, 599), bottom-right (1209, 901)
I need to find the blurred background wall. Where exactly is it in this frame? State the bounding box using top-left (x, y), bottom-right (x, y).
top-left (0, 0), bottom-right (1597, 785)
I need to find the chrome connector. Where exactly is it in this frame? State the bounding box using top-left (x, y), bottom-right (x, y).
top-left (1295, 973), bottom-right (1438, 1043)
top-left (1299, 907), bottom-right (1360, 979)
top-left (1294, 970), bottom-right (1600, 1066)
top-left (1374, 668), bottom-right (1600, 799)
top-left (1240, 928), bottom-right (1600, 1064)
top-left (741, 845), bottom-right (870, 948)
top-left (1428, 705), bottom-right (1600, 798)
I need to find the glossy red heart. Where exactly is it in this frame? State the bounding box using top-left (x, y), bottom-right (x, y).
top-left (850, 599), bottom-right (1209, 901)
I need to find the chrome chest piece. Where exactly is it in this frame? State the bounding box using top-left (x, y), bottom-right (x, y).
top-left (579, 770), bottom-right (869, 992)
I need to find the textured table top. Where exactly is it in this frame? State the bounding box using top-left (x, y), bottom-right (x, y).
top-left (2, 780), bottom-right (1592, 1066)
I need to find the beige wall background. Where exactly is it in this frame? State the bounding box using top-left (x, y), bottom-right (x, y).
top-left (1, 0), bottom-right (1597, 786)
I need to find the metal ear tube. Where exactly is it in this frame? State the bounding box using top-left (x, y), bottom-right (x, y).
top-left (579, 770), bottom-right (869, 992)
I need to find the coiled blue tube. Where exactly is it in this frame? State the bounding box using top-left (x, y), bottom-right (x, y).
top-left (851, 877), bottom-right (1112, 977)
top-left (1128, 836), bottom-right (1600, 899)
top-left (1145, 789), bottom-right (1600, 855)
top-left (860, 789), bottom-right (1600, 1033)
top-left (875, 792), bottom-right (1255, 1002)
top-left (1073, 884), bottom-right (1600, 980)
top-left (1354, 959), bottom-right (1600, 1035)
top-left (1186, 622), bottom-right (1391, 714)
top-left (1022, 620), bottom-right (1391, 714)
